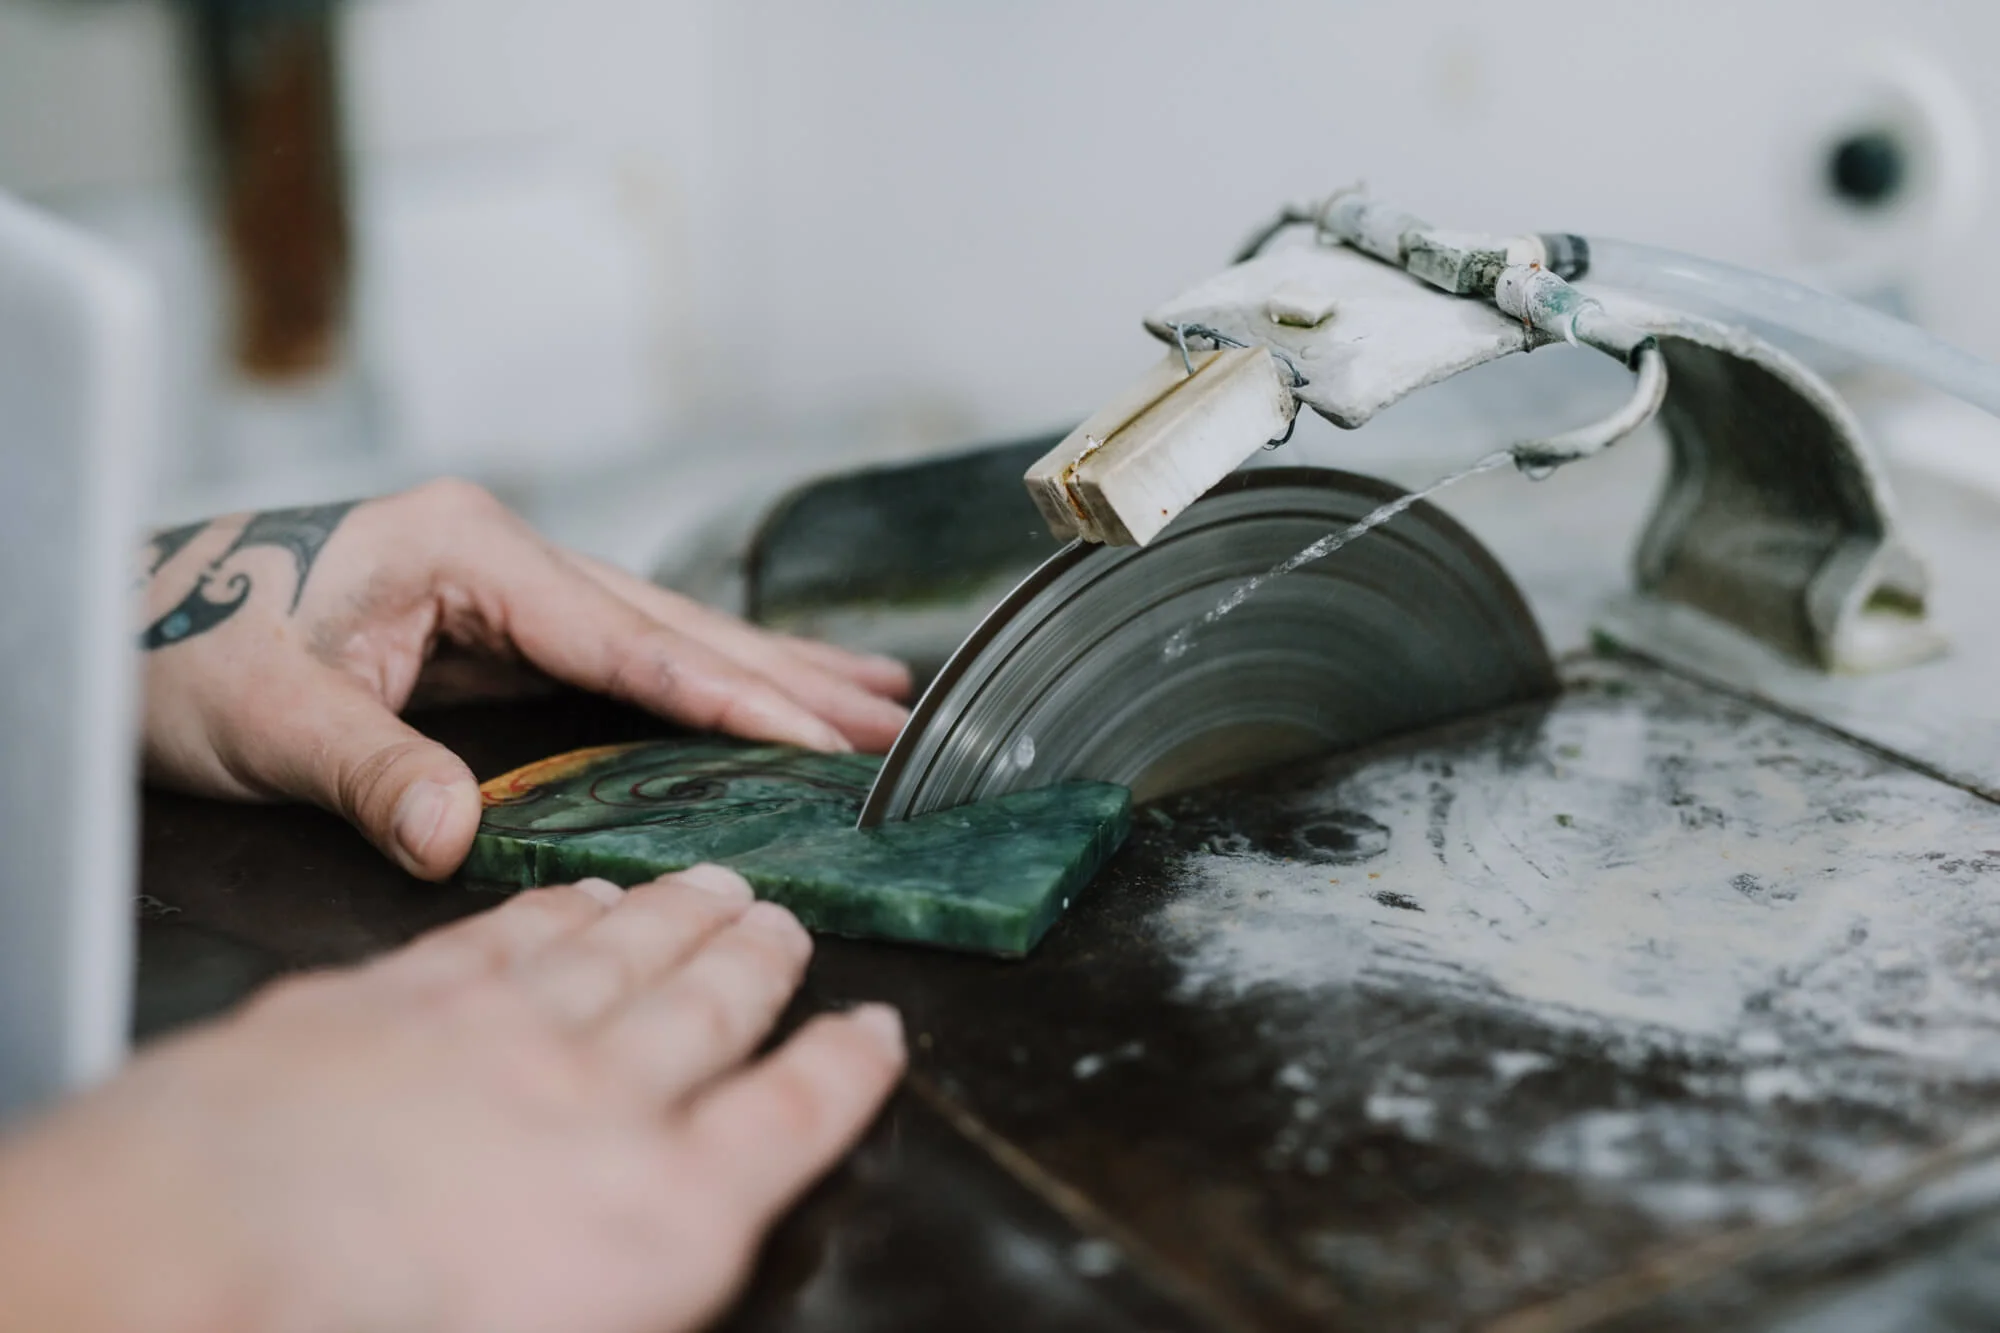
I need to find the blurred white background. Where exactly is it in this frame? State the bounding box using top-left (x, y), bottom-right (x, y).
top-left (4, 0), bottom-right (1998, 564)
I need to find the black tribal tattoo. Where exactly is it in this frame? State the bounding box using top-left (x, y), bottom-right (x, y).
top-left (140, 501), bottom-right (359, 651)
top-left (143, 521), bottom-right (210, 577)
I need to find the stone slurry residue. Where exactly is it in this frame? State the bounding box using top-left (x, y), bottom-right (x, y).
top-left (1147, 660), bottom-right (2000, 1230)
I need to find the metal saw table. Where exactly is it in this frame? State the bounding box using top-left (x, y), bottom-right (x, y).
top-left (134, 437), bottom-right (2000, 1333)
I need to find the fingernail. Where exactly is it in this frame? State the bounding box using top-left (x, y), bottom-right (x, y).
top-left (742, 901), bottom-right (811, 955)
top-left (795, 718), bottom-right (854, 754)
top-left (571, 877), bottom-right (624, 907)
top-left (752, 699), bottom-right (852, 754)
top-left (393, 780), bottom-right (454, 867)
top-left (865, 695), bottom-right (912, 725)
top-left (849, 1003), bottom-right (904, 1056)
top-left (744, 900), bottom-right (804, 933)
top-left (674, 863), bottom-right (754, 903)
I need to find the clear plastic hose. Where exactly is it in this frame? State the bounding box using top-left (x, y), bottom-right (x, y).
top-left (1582, 237), bottom-right (2000, 420)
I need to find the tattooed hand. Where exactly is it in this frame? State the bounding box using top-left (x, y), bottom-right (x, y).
top-left (140, 480), bottom-right (912, 879)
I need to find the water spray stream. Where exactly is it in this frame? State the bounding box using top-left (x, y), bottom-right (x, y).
top-left (1162, 450), bottom-right (1516, 662)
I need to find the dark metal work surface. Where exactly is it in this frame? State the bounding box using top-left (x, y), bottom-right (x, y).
top-left (137, 663), bottom-right (2000, 1330)
top-left (719, 1082), bottom-right (1206, 1333)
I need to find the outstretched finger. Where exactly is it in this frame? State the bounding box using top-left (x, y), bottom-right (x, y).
top-left (371, 879), bottom-right (623, 992)
top-left (776, 633), bottom-right (914, 701)
top-left (513, 866), bottom-right (757, 1028)
top-left (458, 532), bottom-right (853, 753)
top-left (595, 901), bottom-right (814, 1100)
top-left (563, 551), bottom-right (911, 699)
top-left (563, 552), bottom-right (912, 749)
top-left (681, 1006), bottom-right (905, 1226)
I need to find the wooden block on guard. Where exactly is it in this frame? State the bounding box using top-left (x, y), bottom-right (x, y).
top-left (1024, 346), bottom-right (1296, 546)
top-left (1025, 350), bottom-right (1214, 542)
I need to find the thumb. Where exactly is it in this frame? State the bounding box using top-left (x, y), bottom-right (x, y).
top-left (363, 739), bottom-right (485, 882)
top-left (254, 678), bottom-right (484, 880)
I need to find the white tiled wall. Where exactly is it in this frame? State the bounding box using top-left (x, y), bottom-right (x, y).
top-left (4, 0), bottom-right (1999, 543)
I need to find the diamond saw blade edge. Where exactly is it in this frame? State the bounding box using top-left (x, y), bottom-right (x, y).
top-left (858, 467), bottom-right (1556, 827)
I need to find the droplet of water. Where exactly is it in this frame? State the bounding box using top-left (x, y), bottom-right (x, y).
top-left (1519, 461), bottom-right (1557, 482)
top-left (1010, 734), bottom-right (1036, 771)
top-left (1071, 1238), bottom-right (1121, 1277)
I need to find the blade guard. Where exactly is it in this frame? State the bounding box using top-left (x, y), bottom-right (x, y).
top-left (1080, 240), bottom-right (1941, 675)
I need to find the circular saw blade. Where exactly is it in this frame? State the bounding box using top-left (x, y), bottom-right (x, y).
top-left (858, 467), bottom-right (1555, 826)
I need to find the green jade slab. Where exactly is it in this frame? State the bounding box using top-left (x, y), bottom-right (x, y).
top-left (462, 740), bottom-right (1130, 958)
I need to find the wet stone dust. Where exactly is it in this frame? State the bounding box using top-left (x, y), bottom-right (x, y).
top-left (1124, 658), bottom-right (2000, 1315)
top-left (793, 655), bottom-right (2000, 1328)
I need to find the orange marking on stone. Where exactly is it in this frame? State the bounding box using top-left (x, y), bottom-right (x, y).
top-left (479, 743), bottom-right (643, 805)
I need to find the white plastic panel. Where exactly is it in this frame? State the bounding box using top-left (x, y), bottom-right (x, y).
top-left (0, 194), bottom-right (153, 1121)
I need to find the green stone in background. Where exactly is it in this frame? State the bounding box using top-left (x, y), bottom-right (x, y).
top-left (463, 740), bottom-right (1131, 958)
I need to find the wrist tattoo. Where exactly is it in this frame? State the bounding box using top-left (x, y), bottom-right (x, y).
top-left (143, 520), bottom-right (210, 577)
top-left (140, 501), bottom-right (360, 651)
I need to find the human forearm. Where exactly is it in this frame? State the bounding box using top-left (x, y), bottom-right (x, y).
top-left (0, 1091), bottom-right (265, 1333)
top-left (0, 868), bottom-right (903, 1333)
